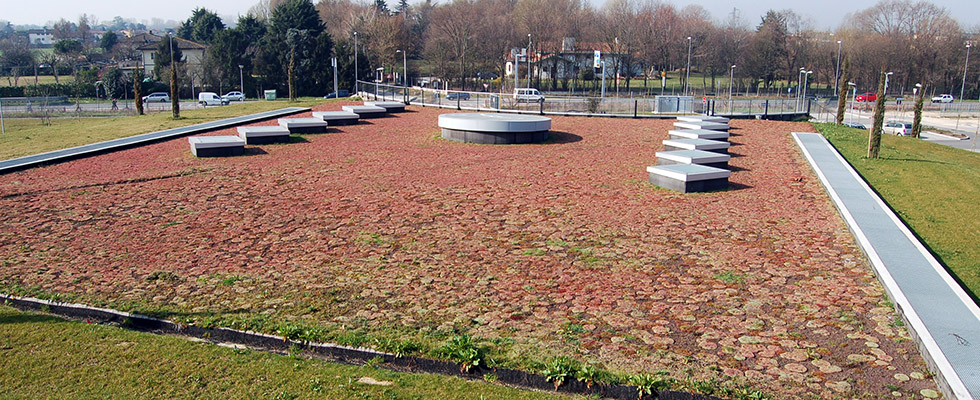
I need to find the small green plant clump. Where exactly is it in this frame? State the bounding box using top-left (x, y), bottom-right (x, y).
top-left (542, 356), bottom-right (579, 390)
top-left (439, 335), bottom-right (487, 373)
top-left (630, 371), bottom-right (674, 399)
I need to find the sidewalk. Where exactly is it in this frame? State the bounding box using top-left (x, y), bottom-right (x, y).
top-left (793, 132), bottom-right (980, 400)
top-left (0, 107), bottom-right (309, 174)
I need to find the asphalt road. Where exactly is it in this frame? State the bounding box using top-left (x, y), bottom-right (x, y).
top-left (812, 107), bottom-right (979, 153)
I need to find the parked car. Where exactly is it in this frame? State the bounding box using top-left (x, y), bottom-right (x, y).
top-left (222, 91), bottom-right (245, 102)
top-left (931, 94), bottom-right (954, 103)
top-left (843, 122), bottom-right (867, 130)
top-left (323, 90), bottom-right (349, 99)
top-left (856, 92), bottom-right (877, 102)
top-left (142, 92), bottom-right (170, 103)
top-left (514, 88), bottom-right (544, 103)
top-left (198, 92), bottom-right (230, 106)
top-left (446, 92), bottom-right (470, 101)
top-left (883, 121), bottom-right (914, 136)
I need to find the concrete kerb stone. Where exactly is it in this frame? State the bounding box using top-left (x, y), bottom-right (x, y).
top-left (188, 136), bottom-right (245, 157)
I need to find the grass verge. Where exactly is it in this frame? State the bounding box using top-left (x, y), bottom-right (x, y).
top-left (0, 98), bottom-right (330, 161)
top-left (814, 122), bottom-right (980, 301)
top-left (0, 304), bottom-right (580, 399)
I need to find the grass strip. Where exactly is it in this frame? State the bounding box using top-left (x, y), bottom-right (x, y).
top-left (814, 122), bottom-right (980, 301)
top-left (0, 304), bottom-right (580, 399)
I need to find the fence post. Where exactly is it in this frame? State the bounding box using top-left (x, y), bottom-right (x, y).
top-left (764, 100), bottom-right (769, 118)
top-left (634, 100), bottom-right (638, 118)
top-left (457, 95), bottom-right (461, 111)
top-left (539, 99), bottom-right (544, 115)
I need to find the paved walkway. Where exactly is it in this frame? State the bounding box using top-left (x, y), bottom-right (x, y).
top-left (793, 132), bottom-right (980, 400)
top-left (0, 107), bottom-right (309, 174)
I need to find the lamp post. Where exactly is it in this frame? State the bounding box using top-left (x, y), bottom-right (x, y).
top-left (834, 40), bottom-right (842, 97)
top-left (884, 71), bottom-right (893, 96)
top-left (802, 70), bottom-right (813, 113)
top-left (396, 49), bottom-right (406, 87)
top-left (728, 65), bottom-right (735, 113)
top-left (527, 34), bottom-right (532, 88)
top-left (169, 32), bottom-right (179, 118)
top-left (796, 68), bottom-right (805, 111)
top-left (238, 64), bottom-right (244, 98)
top-left (354, 31), bottom-right (357, 96)
top-left (685, 36), bottom-right (692, 96)
top-left (848, 82), bottom-right (857, 123)
top-left (961, 43), bottom-right (971, 107)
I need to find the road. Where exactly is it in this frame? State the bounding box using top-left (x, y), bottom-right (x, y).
top-left (812, 105), bottom-right (980, 153)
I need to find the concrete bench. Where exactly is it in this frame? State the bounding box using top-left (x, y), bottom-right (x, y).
top-left (673, 120), bottom-right (730, 131)
top-left (342, 105), bottom-right (387, 119)
top-left (236, 126), bottom-right (291, 145)
top-left (364, 101), bottom-right (406, 113)
top-left (656, 149), bottom-right (731, 169)
top-left (278, 118), bottom-right (329, 133)
top-left (188, 136), bottom-right (246, 157)
top-left (676, 115), bottom-right (730, 124)
top-left (668, 129), bottom-right (730, 141)
top-left (647, 164), bottom-right (731, 193)
top-left (438, 113), bottom-right (551, 144)
top-left (662, 138), bottom-right (730, 154)
top-left (312, 111), bottom-right (360, 126)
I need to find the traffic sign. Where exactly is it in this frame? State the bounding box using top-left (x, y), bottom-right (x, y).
top-left (593, 50), bottom-right (601, 69)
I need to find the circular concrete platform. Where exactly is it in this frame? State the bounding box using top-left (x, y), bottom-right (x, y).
top-left (438, 113), bottom-right (551, 144)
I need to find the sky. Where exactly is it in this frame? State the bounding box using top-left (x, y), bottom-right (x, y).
top-left (2, 0), bottom-right (978, 31)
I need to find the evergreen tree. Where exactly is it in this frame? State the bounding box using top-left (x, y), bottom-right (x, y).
top-left (375, 0), bottom-right (390, 15)
top-left (868, 72), bottom-right (886, 158)
top-left (835, 56), bottom-right (849, 125)
top-left (177, 8), bottom-right (225, 44)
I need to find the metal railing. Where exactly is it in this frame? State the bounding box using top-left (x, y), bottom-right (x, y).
top-left (356, 81), bottom-right (820, 120)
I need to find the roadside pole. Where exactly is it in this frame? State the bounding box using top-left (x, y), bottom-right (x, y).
top-left (0, 97), bottom-right (5, 134)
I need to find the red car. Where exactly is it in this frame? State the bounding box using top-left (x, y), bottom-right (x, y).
top-left (856, 92), bottom-right (877, 102)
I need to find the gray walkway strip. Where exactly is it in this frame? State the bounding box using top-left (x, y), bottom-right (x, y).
top-left (793, 132), bottom-right (980, 400)
top-left (0, 107), bottom-right (310, 174)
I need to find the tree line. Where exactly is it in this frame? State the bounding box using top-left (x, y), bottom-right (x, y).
top-left (1, 0), bottom-right (977, 101)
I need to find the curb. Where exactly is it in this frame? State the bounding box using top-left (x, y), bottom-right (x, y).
top-left (0, 294), bottom-right (726, 400)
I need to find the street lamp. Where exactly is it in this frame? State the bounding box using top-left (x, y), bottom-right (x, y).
top-left (960, 43), bottom-right (971, 106)
top-left (802, 70), bottom-right (813, 112)
top-left (238, 64), bottom-right (244, 97)
top-left (527, 33), bottom-right (532, 88)
top-left (834, 40), bottom-right (842, 97)
top-left (884, 71), bottom-right (894, 96)
top-left (848, 81), bottom-right (857, 124)
top-left (797, 68), bottom-right (805, 110)
top-left (353, 31), bottom-right (358, 94)
top-left (685, 36), bottom-right (692, 96)
top-left (728, 65), bottom-right (735, 112)
top-left (396, 49), bottom-right (407, 87)
top-left (168, 32), bottom-right (179, 118)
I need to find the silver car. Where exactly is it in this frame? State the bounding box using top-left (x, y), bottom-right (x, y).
top-left (883, 121), bottom-right (913, 136)
top-left (142, 92), bottom-right (170, 103)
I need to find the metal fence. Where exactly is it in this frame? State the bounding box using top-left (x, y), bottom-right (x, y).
top-left (357, 81), bottom-right (818, 120)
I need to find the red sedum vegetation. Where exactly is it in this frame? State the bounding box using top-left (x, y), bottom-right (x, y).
top-left (0, 103), bottom-right (939, 398)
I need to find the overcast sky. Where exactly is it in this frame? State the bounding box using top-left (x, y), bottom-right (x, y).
top-left (3, 0), bottom-right (978, 31)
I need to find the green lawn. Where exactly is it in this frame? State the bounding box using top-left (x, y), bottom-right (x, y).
top-left (815, 123), bottom-right (980, 301)
top-left (0, 98), bottom-right (329, 161)
top-left (0, 305), bottom-right (579, 400)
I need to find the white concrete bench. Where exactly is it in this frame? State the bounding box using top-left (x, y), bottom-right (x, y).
top-left (237, 126), bottom-right (291, 145)
top-left (438, 113), bottom-right (551, 144)
top-left (364, 101), bottom-right (406, 113)
top-left (656, 149), bottom-right (730, 169)
top-left (278, 118), bottom-right (329, 133)
top-left (188, 136), bottom-right (246, 157)
top-left (676, 115), bottom-right (730, 124)
top-left (662, 138), bottom-right (730, 154)
top-left (311, 111), bottom-right (360, 126)
top-left (668, 129), bottom-right (730, 141)
top-left (342, 105), bottom-right (387, 119)
top-left (647, 164), bottom-right (731, 193)
top-left (673, 120), bottom-right (730, 131)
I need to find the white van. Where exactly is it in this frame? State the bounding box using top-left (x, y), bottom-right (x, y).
top-left (514, 88), bottom-right (544, 103)
top-left (198, 92), bottom-right (229, 106)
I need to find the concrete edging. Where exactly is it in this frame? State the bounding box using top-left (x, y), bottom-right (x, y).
top-left (792, 132), bottom-right (978, 400)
